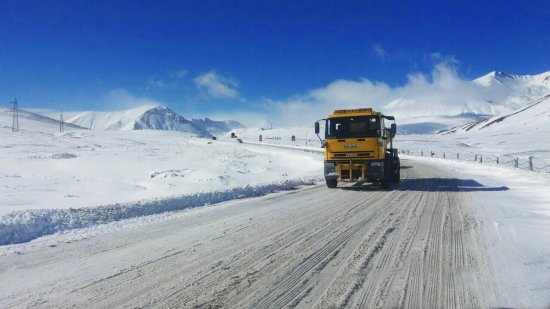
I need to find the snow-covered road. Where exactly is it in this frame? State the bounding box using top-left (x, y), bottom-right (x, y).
top-left (3, 160), bottom-right (545, 308)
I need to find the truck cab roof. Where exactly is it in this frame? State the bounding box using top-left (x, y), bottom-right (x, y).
top-left (328, 108), bottom-right (380, 118)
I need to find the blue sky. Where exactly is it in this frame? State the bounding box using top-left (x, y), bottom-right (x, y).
top-left (1, 0), bottom-right (549, 125)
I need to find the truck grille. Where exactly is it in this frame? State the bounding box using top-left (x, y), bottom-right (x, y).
top-left (331, 152), bottom-right (373, 159)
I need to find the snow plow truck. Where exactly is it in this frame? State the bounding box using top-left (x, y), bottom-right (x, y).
top-left (315, 108), bottom-right (400, 189)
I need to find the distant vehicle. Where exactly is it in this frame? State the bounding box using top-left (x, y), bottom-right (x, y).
top-left (315, 108), bottom-right (400, 189)
top-left (231, 133), bottom-right (236, 138)
top-left (236, 138), bottom-right (243, 143)
top-left (211, 136), bottom-right (217, 140)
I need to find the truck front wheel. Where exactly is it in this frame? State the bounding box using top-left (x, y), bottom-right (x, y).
top-left (326, 179), bottom-right (338, 188)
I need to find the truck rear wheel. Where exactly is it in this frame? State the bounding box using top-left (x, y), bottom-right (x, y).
top-left (393, 168), bottom-right (400, 183)
top-left (326, 179), bottom-right (337, 188)
top-left (381, 163), bottom-right (392, 190)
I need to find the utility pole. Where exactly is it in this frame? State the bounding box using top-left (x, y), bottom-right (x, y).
top-left (59, 110), bottom-right (64, 133)
top-left (11, 98), bottom-right (19, 132)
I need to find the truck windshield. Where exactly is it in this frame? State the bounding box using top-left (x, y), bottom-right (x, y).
top-left (325, 116), bottom-right (380, 139)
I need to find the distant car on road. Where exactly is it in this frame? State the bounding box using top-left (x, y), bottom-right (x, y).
top-left (236, 138), bottom-right (243, 143)
top-left (211, 136), bottom-right (217, 140)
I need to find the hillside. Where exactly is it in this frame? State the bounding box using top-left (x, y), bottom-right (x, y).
top-left (67, 106), bottom-right (245, 136)
top-left (191, 118), bottom-right (245, 135)
top-left (0, 107), bottom-right (88, 133)
top-left (473, 71), bottom-right (550, 108)
top-left (439, 93), bottom-right (550, 135)
top-left (382, 70), bottom-right (550, 134)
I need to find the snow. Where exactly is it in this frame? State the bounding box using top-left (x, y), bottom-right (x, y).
top-left (440, 93), bottom-right (550, 134)
top-left (1, 107), bottom-right (88, 131)
top-left (395, 94), bottom-right (550, 172)
top-left (402, 155), bottom-right (550, 307)
top-left (379, 70), bottom-right (550, 134)
top-left (67, 105), bottom-right (157, 130)
top-left (0, 176), bottom-right (321, 246)
top-left (226, 125), bottom-right (325, 147)
top-left (0, 111), bottom-right (324, 245)
top-left (472, 70), bottom-right (550, 109)
top-left (66, 105), bottom-right (245, 136)
top-left (3, 98), bottom-right (550, 307)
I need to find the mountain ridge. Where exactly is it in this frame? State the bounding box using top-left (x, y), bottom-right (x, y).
top-left (438, 93), bottom-right (550, 135)
top-left (67, 106), bottom-right (245, 136)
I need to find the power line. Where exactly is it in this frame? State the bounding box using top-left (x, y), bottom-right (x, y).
top-left (11, 97), bottom-right (19, 132)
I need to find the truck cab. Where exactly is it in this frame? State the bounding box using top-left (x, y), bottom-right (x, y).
top-left (315, 108), bottom-right (400, 189)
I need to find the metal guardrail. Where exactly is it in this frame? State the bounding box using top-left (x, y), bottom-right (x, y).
top-left (400, 150), bottom-right (550, 174)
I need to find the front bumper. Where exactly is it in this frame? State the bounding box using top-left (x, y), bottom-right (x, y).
top-left (324, 160), bottom-right (385, 181)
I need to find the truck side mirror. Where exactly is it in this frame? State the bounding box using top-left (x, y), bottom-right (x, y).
top-left (390, 123), bottom-right (397, 137)
top-left (315, 121), bottom-right (320, 134)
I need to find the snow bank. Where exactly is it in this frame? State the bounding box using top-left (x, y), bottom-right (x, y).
top-left (0, 177), bottom-right (322, 245)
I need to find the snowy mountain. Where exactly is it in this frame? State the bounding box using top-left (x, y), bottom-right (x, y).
top-left (191, 118), bottom-right (245, 135)
top-left (67, 106), bottom-right (245, 136)
top-left (473, 71), bottom-right (550, 108)
top-left (439, 93), bottom-right (550, 135)
top-left (0, 107), bottom-right (88, 133)
top-left (383, 70), bottom-right (550, 134)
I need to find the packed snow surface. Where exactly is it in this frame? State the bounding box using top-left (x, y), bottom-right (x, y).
top-left (1, 160), bottom-right (549, 308)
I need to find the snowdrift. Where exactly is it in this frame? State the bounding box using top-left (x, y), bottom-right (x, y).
top-left (0, 177), bottom-right (322, 245)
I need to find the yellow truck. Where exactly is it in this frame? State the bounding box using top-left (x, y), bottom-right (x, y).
top-left (315, 108), bottom-right (400, 189)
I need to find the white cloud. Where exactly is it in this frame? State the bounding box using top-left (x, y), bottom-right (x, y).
top-left (257, 58), bottom-right (515, 126)
top-left (106, 89), bottom-right (165, 110)
top-left (26, 108), bottom-right (84, 120)
top-left (169, 69), bottom-right (188, 78)
top-left (373, 43), bottom-right (387, 59)
top-left (193, 70), bottom-right (239, 99)
top-left (176, 69), bottom-right (188, 78)
top-left (190, 110), bottom-right (269, 128)
top-left (146, 77), bottom-right (166, 90)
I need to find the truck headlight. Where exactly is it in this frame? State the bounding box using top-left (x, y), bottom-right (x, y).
top-left (371, 162), bottom-right (383, 167)
top-left (324, 162), bottom-right (336, 168)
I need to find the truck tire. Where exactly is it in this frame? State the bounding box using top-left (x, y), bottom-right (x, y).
top-left (393, 168), bottom-right (400, 183)
top-left (381, 164), bottom-right (392, 190)
top-left (326, 179), bottom-right (337, 188)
